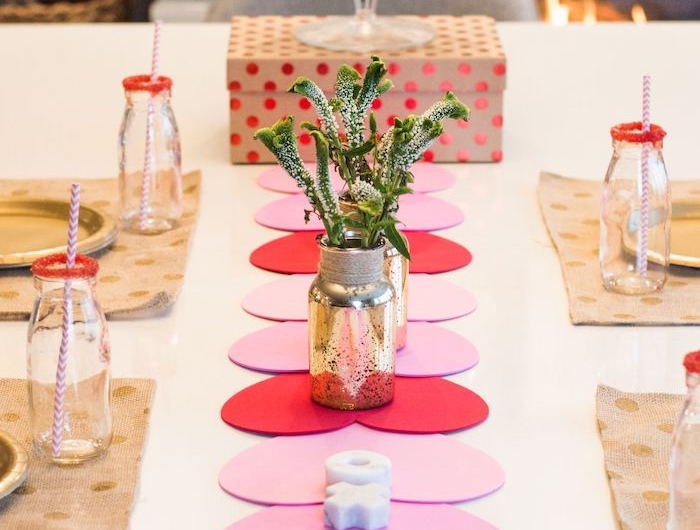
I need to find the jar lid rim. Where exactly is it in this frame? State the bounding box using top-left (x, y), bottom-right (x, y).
top-left (122, 75), bottom-right (173, 94)
top-left (610, 122), bottom-right (666, 143)
top-left (684, 351), bottom-right (700, 374)
top-left (31, 253), bottom-right (99, 280)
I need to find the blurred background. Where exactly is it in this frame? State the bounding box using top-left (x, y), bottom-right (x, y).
top-left (0, 0), bottom-right (699, 28)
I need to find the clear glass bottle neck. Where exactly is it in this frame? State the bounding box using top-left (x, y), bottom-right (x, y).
top-left (33, 275), bottom-right (96, 295)
top-left (612, 139), bottom-right (663, 156)
top-left (125, 89), bottom-right (170, 107)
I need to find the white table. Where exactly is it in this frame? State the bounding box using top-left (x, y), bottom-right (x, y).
top-left (1, 21), bottom-right (699, 530)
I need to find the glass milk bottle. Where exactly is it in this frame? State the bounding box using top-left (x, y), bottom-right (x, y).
top-left (667, 350), bottom-right (700, 530)
top-left (600, 122), bottom-right (670, 294)
top-left (119, 74), bottom-right (182, 234)
top-left (27, 253), bottom-right (112, 463)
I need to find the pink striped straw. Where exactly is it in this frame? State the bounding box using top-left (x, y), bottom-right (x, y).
top-left (139, 20), bottom-right (162, 231)
top-left (52, 183), bottom-right (80, 458)
top-left (637, 75), bottom-right (651, 276)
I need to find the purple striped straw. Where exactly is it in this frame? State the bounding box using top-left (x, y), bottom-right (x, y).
top-left (52, 183), bottom-right (80, 458)
top-left (637, 75), bottom-right (651, 277)
top-left (139, 20), bottom-right (162, 231)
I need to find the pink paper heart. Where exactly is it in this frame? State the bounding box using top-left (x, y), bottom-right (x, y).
top-left (241, 273), bottom-right (477, 323)
top-left (221, 373), bottom-right (488, 436)
top-left (224, 503), bottom-right (499, 530)
top-left (254, 193), bottom-right (463, 232)
top-left (256, 162), bottom-right (456, 195)
top-left (228, 321), bottom-right (479, 377)
top-left (219, 423), bottom-right (504, 505)
top-left (249, 231), bottom-right (473, 275)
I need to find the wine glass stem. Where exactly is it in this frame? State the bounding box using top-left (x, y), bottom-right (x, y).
top-left (354, 0), bottom-right (378, 23)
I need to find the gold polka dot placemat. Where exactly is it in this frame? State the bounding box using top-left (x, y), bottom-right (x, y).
top-left (538, 172), bottom-right (700, 325)
top-left (0, 171), bottom-right (200, 320)
top-left (596, 385), bottom-right (682, 530)
top-left (0, 378), bottom-right (155, 530)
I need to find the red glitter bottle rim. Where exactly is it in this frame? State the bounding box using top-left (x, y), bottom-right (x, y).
top-left (122, 75), bottom-right (173, 95)
top-left (31, 253), bottom-right (99, 280)
top-left (684, 350), bottom-right (700, 374)
top-left (610, 122), bottom-right (666, 144)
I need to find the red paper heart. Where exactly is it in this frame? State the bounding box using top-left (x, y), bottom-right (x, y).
top-left (250, 231), bottom-right (472, 275)
top-left (221, 373), bottom-right (488, 436)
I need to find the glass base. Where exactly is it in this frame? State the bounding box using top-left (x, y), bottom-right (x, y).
top-left (295, 16), bottom-right (435, 53)
top-left (602, 273), bottom-right (666, 295)
top-left (122, 215), bottom-right (178, 235)
top-left (34, 437), bottom-right (110, 465)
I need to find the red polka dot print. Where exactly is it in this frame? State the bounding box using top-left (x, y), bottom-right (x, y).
top-left (281, 63), bottom-right (294, 75)
top-left (475, 97), bottom-right (489, 110)
top-left (246, 63), bottom-right (259, 75)
top-left (491, 149), bottom-right (503, 162)
top-left (354, 63), bottom-right (366, 74)
top-left (230, 98), bottom-right (241, 111)
top-left (456, 149), bottom-right (470, 162)
top-left (246, 116), bottom-right (259, 128)
top-left (386, 115), bottom-right (397, 127)
top-left (247, 151), bottom-right (260, 163)
top-left (422, 62), bottom-right (436, 76)
top-left (493, 63), bottom-right (506, 76)
top-left (405, 98), bottom-right (417, 110)
top-left (388, 62), bottom-right (400, 75)
top-left (230, 133), bottom-right (241, 146)
top-left (300, 133), bottom-right (312, 145)
top-left (264, 98), bottom-right (276, 110)
top-left (475, 81), bottom-right (488, 92)
top-left (264, 81), bottom-right (277, 91)
top-left (371, 99), bottom-right (382, 110)
top-left (456, 119), bottom-right (470, 129)
top-left (423, 150), bottom-right (435, 162)
top-left (439, 81), bottom-right (454, 92)
top-left (439, 133), bottom-right (453, 146)
top-left (299, 98), bottom-right (311, 110)
top-left (228, 81), bottom-right (241, 92)
top-left (458, 63), bottom-right (471, 76)
top-left (474, 132), bottom-right (488, 145)
top-left (404, 81), bottom-right (418, 92)
top-left (492, 115), bottom-right (503, 128)
top-left (317, 63), bottom-right (329, 75)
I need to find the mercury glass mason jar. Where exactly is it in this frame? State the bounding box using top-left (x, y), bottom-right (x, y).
top-left (119, 74), bottom-right (182, 234)
top-left (27, 253), bottom-right (112, 464)
top-left (308, 235), bottom-right (396, 410)
top-left (599, 122), bottom-right (670, 295)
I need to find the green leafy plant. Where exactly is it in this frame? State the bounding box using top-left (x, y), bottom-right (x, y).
top-left (254, 56), bottom-right (470, 259)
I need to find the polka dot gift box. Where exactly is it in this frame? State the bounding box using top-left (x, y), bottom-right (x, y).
top-left (227, 16), bottom-right (506, 164)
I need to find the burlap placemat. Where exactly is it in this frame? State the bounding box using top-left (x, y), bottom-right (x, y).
top-left (0, 378), bottom-right (155, 530)
top-left (0, 171), bottom-right (201, 320)
top-left (596, 385), bottom-right (682, 530)
top-left (538, 172), bottom-right (700, 325)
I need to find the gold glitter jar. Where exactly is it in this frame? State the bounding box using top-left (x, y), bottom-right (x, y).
top-left (308, 235), bottom-right (396, 410)
top-left (339, 195), bottom-right (409, 350)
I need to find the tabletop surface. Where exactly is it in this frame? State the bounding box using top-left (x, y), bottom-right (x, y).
top-left (1, 20), bottom-right (700, 530)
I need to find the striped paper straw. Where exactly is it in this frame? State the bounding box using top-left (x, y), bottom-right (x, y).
top-left (52, 183), bottom-right (80, 458)
top-left (139, 20), bottom-right (162, 231)
top-left (637, 75), bottom-right (651, 277)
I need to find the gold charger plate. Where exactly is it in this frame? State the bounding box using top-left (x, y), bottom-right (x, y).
top-left (0, 430), bottom-right (28, 499)
top-left (669, 201), bottom-right (700, 268)
top-left (0, 198), bottom-right (117, 269)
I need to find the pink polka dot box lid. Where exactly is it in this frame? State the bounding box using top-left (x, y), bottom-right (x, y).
top-left (227, 16), bottom-right (506, 94)
top-left (227, 16), bottom-right (506, 164)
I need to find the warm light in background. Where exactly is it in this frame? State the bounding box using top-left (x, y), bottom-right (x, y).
top-left (631, 4), bottom-right (648, 24)
top-left (582, 0), bottom-right (597, 24)
top-left (546, 0), bottom-right (570, 25)
top-left (543, 1), bottom-right (650, 24)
